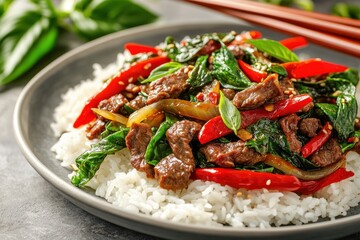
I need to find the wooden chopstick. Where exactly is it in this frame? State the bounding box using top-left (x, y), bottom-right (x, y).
top-left (240, 0), bottom-right (360, 28)
top-left (184, 0), bottom-right (360, 58)
top-left (220, 9), bottom-right (360, 58)
top-left (186, 0), bottom-right (360, 41)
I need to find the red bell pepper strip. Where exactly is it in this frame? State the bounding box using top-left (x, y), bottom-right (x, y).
top-left (280, 36), bottom-right (308, 51)
top-left (192, 167), bottom-right (353, 194)
top-left (192, 168), bottom-right (302, 191)
top-left (238, 60), bottom-right (267, 83)
top-left (198, 94), bottom-right (313, 144)
top-left (301, 122), bottom-right (333, 158)
top-left (241, 94), bottom-right (313, 128)
top-left (124, 42), bottom-right (158, 55)
top-left (198, 116), bottom-right (232, 144)
top-left (73, 56), bottom-right (170, 128)
top-left (282, 59), bottom-right (348, 79)
top-left (297, 168), bottom-right (354, 195)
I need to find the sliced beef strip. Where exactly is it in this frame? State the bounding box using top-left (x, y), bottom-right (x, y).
top-left (166, 120), bottom-right (202, 166)
top-left (154, 154), bottom-right (193, 191)
top-left (221, 88), bottom-right (236, 100)
top-left (154, 120), bottom-right (201, 190)
top-left (279, 114), bottom-right (302, 154)
top-left (146, 66), bottom-right (191, 104)
top-left (310, 138), bottom-right (344, 167)
top-left (200, 140), bottom-right (264, 168)
top-left (197, 39), bottom-right (221, 56)
top-left (126, 95), bottom-right (146, 110)
top-left (232, 74), bottom-right (282, 110)
top-left (299, 118), bottom-right (322, 137)
top-left (125, 123), bottom-right (154, 178)
top-left (86, 94), bottom-right (128, 139)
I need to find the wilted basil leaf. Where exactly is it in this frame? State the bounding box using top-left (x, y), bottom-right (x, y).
top-left (0, 0), bottom-right (58, 85)
top-left (69, 0), bottom-right (158, 40)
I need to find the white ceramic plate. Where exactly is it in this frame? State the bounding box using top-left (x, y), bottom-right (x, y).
top-left (14, 22), bottom-right (360, 240)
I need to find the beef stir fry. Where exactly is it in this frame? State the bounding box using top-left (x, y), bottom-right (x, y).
top-left (70, 30), bottom-right (359, 195)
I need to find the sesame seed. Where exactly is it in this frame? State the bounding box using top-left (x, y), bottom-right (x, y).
top-left (236, 191), bottom-right (243, 197)
top-left (328, 124), bottom-right (333, 130)
top-left (144, 63), bottom-right (151, 70)
top-left (320, 82), bottom-right (326, 87)
top-left (128, 77), bottom-right (135, 83)
top-left (356, 119), bottom-right (359, 123)
top-left (266, 179), bottom-right (271, 186)
top-left (119, 81), bottom-right (125, 85)
top-left (323, 129), bottom-right (328, 134)
top-left (284, 90), bottom-right (290, 94)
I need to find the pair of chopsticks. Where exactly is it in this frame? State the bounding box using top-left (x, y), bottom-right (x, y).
top-left (184, 0), bottom-right (360, 58)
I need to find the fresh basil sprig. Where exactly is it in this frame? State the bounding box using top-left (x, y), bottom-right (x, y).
top-left (0, 0), bottom-right (58, 85)
top-left (219, 91), bottom-right (241, 134)
top-left (69, 0), bottom-right (157, 40)
top-left (247, 39), bottom-right (299, 62)
top-left (0, 0), bottom-right (158, 86)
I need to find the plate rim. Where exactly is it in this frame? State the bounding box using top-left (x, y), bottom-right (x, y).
top-left (13, 21), bottom-right (360, 239)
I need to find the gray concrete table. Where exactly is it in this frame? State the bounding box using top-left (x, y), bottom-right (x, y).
top-left (1, 0), bottom-right (359, 239)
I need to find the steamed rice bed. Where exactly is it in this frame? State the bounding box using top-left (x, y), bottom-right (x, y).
top-left (51, 43), bottom-right (360, 229)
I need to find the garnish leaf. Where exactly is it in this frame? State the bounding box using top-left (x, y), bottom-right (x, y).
top-left (69, 0), bottom-right (157, 40)
top-left (0, 0), bottom-right (58, 85)
top-left (247, 39), bottom-right (299, 62)
top-left (142, 62), bottom-right (182, 83)
top-left (219, 91), bottom-right (241, 134)
top-left (187, 55), bottom-right (212, 88)
top-left (212, 44), bottom-right (252, 90)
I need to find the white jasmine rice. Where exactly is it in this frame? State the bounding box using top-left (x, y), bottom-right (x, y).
top-left (51, 53), bottom-right (360, 228)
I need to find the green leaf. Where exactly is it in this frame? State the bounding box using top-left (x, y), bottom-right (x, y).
top-left (0, 0), bottom-right (12, 18)
top-left (144, 114), bottom-right (177, 166)
top-left (187, 55), bottom-right (212, 88)
top-left (69, 0), bottom-right (158, 40)
top-left (71, 127), bottom-right (129, 187)
top-left (246, 118), bottom-right (317, 170)
top-left (332, 3), bottom-right (360, 20)
top-left (164, 33), bottom-right (216, 62)
top-left (267, 64), bottom-right (288, 76)
top-left (0, 2), bottom-right (58, 85)
top-left (340, 131), bottom-right (360, 152)
top-left (247, 39), bottom-right (299, 62)
top-left (219, 91), bottom-right (241, 134)
top-left (212, 44), bottom-right (252, 90)
top-left (141, 62), bottom-right (182, 83)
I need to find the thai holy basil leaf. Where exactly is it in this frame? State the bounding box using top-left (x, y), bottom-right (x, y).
top-left (267, 64), bottom-right (288, 76)
top-left (164, 33), bottom-right (217, 62)
top-left (219, 91), bottom-right (241, 134)
top-left (246, 118), bottom-right (317, 170)
top-left (0, 0), bottom-right (58, 85)
top-left (142, 62), bottom-right (182, 83)
top-left (187, 55), bottom-right (212, 88)
top-left (69, 0), bottom-right (157, 40)
top-left (340, 131), bottom-right (360, 152)
top-left (212, 44), bottom-right (252, 90)
top-left (332, 3), bottom-right (360, 20)
top-left (327, 68), bottom-right (359, 87)
top-left (71, 127), bottom-right (129, 187)
top-left (145, 114), bottom-right (178, 166)
top-left (335, 94), bottom-right (357, 140)
top-left (246, 39), bottom-right (299, 62)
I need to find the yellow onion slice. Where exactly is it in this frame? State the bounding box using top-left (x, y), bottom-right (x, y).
top-left (91, 108), bottom-right (128, 125)
top-left (264, 154), bottom-right (346, 180)
top-left (127, 99), bottom-right (220, 127)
